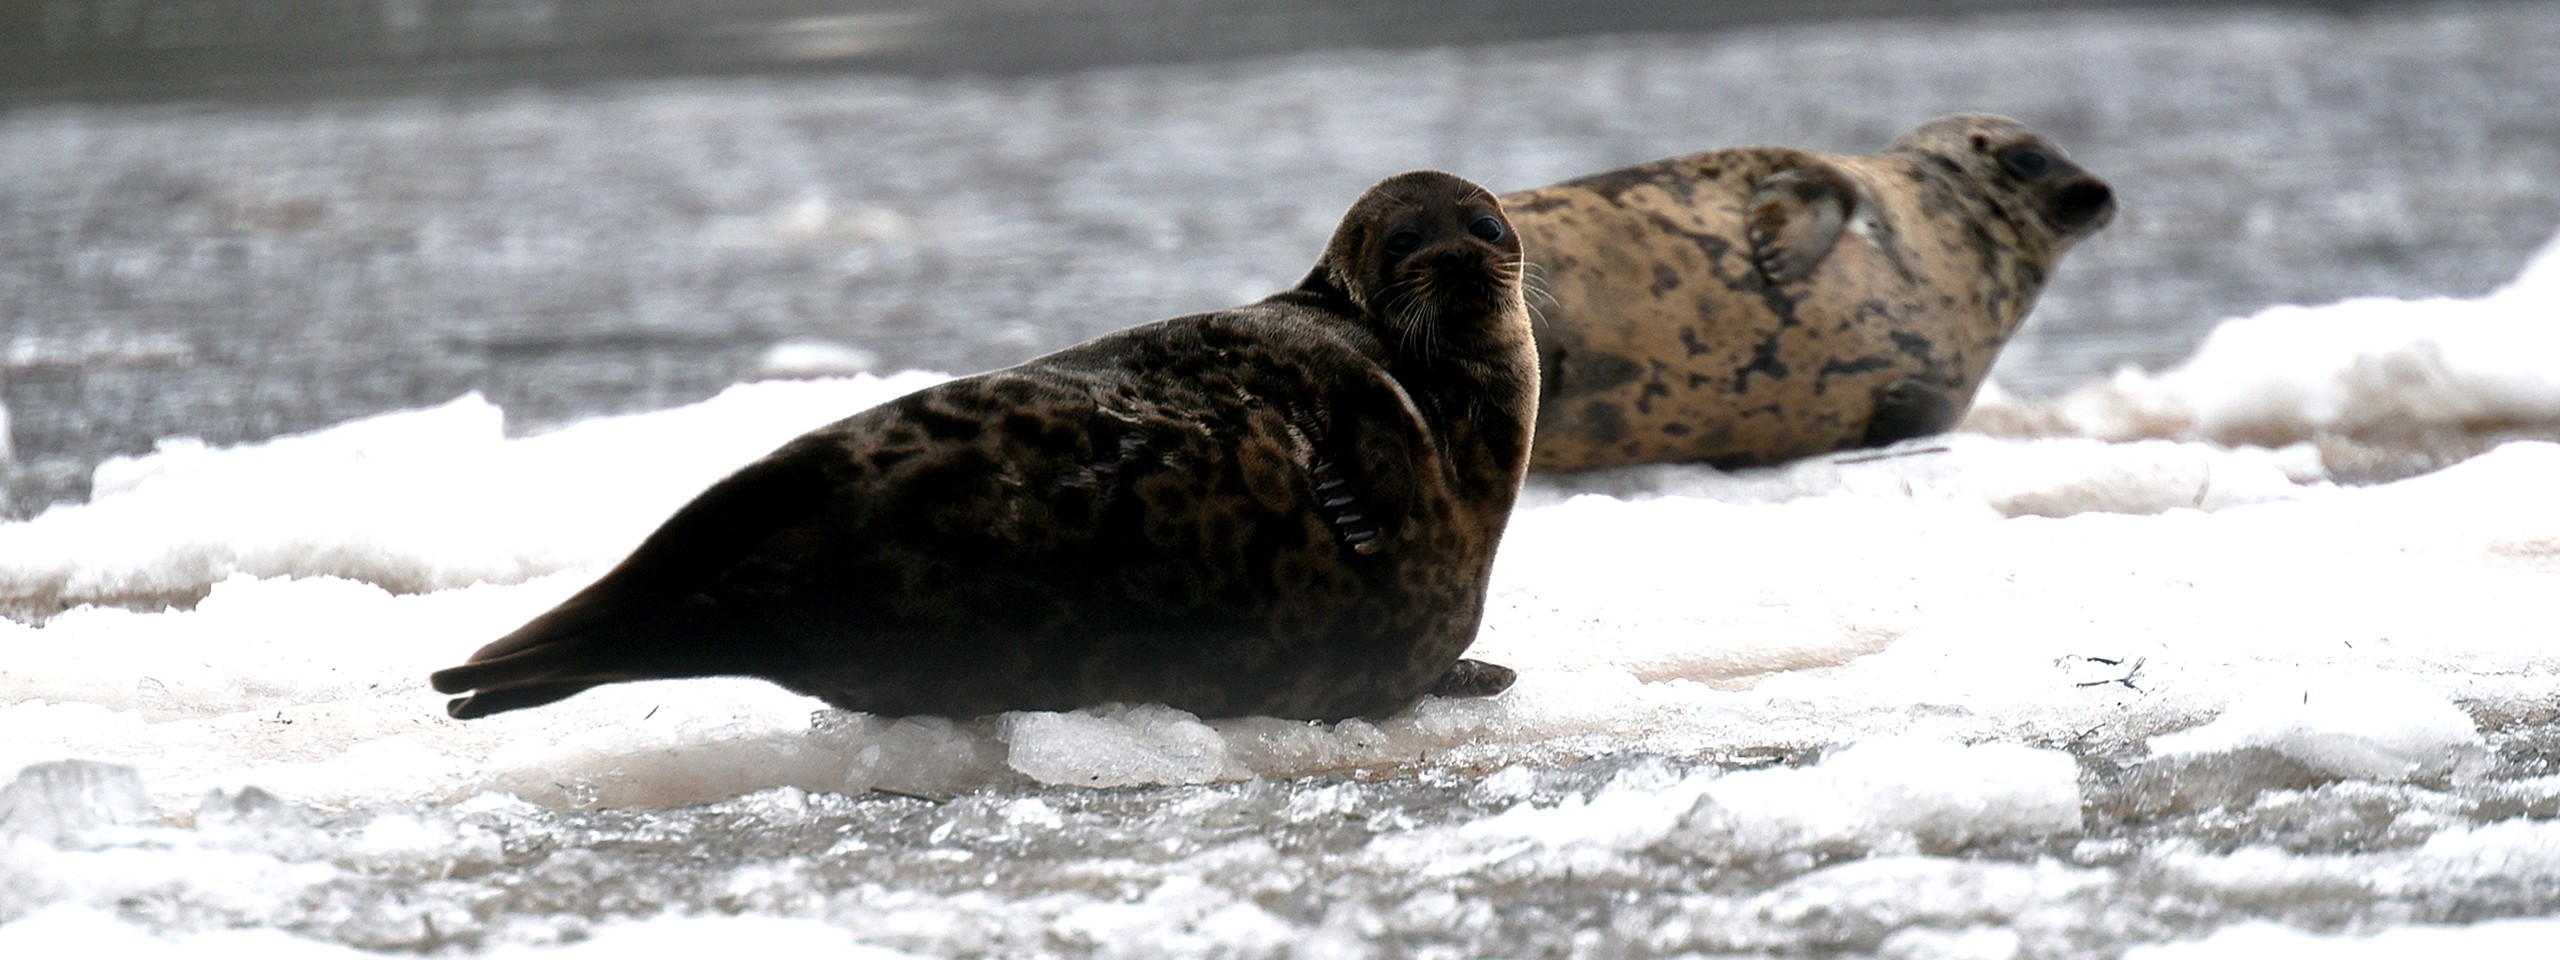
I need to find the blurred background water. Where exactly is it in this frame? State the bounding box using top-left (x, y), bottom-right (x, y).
top-left (3, 0), bottom-right (2555, 519)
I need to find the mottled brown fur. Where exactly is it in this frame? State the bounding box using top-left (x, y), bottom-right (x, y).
top-left (430, 171), bottom-right (1538, 723)
top-left (1509, 114), bottom-right (2115, 471)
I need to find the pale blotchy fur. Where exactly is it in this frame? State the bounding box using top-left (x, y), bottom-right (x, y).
top-left (431, 171), bottom-right (1538, 723)
top-left (1508, 114), bottom-right (2116, 472)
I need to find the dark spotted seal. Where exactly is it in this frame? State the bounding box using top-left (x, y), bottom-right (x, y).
top-left (1508, 114), bottom-right (2115, 471)
top-left (431, 171), bottom-right (1538, 723)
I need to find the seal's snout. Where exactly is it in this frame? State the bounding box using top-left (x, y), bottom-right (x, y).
top-left (2050, 177), bottom-right (2115, 236)
top-left (1434, 246), bottom-right (1485, 271)
top-left (1421, 244), bottom-right (1504, 308)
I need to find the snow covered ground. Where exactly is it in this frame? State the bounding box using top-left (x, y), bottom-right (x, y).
top-left (3, 224), bottom-right (2558, 955)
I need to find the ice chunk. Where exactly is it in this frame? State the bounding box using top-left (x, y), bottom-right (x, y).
top-left (339, 806), bottom-right (505, 875)
top-left (471, 681), bottom-right (859, 809)
top-left (2149, 673), bottom-right (2483, 781)
top-left (814, 712), bottom-right (1012, 799)
top-left (1745, 857), bottom-right (2105, 952)
top-left (1878, 925), bottom-right (2026, 960)
top-left (1051, 874), bottom-right (1293, 960)
top-left (0, 760), bottom-right (151, 843)
top-left (1661, 738), bottom-right (2084, 863)
top-left (2122, 916), bottom-right (2560, 958)
top-left (1369, 741), bottom-right (2082, 888)
top-left (0, 904), bottom-right (373, 958)
top-left (1998, 231), bottom-right (2560, 451)
top-left (1429, 757), bottom-right (1709, 866)
top-left (483, 914), bottom-right (924, 959)
top-left (0, 904), bottom-right (926, 959)
top-left (759, 339), bottom-right (879, 378)
top-left (1001, 704), bottom-right (1233, 787)
top-left (193, 786), bottom-right (329, 861)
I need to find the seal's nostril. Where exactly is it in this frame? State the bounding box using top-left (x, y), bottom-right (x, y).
top-left (2053, 179), bottom-right (2115, 231)
top-left (1436, 248), bottom-right (1483, 269)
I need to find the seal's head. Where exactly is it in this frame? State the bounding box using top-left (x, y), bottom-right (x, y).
top-left (1893, 114), bottom-right (2117, 244)
top-left (1307, 170), bottom-right (1526, 356)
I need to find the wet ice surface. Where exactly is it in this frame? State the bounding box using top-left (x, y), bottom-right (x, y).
top-left (6, 232), bottom-right (2560, 954)
top-left (11, 733), bottom-right (2560, 957)
top-left (5, 1), bottom-right (2559, 515)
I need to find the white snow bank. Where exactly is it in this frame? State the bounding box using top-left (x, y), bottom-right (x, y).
top-left (1973, 229), bottom-right (2560, 448)
top-left (0, 372), bottom-right (951, 614)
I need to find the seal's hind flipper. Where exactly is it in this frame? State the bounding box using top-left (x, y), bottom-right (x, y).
top-left (442, 681), bottom-right (595, 720)
top-left (1746, 165), bottom-right (1857, 284)
top-left (428, 622), bottom-right (651, 719)
top-left (428, 440), bottom-right (842, 720)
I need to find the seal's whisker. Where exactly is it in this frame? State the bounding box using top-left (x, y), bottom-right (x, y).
top-left (1517, 261), bottom-right (1561, 311)
top-left (1513, 261), bottom-right (1559, 334)
top-left (1379, 271), bottom-right (1439, 358)
top-left (1402, 274), bottom-right (1444, 360)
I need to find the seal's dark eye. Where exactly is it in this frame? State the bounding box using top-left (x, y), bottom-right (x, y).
top-left (1468, 215), bottom-right (1506, 243)
top-left (1999, 147), bottom-right (2053, 179)
top-left (1383, 230), bottom-right (1424, 257)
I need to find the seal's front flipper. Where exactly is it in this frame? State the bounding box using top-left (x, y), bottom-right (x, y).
top-left (1430, 658), bottom-right (1517, 699)
top-left (1861, 376), bottom-right (1959, 447)
top-left (1293, 367), bottom-right (1434, 557)
top-left (1746, 165), bottom-right (1858, 284)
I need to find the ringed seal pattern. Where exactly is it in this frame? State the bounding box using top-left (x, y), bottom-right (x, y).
top-left (1506, 113), bottom-right (2116, 471)
top-left (431, 170), bottom-right (1539, 723)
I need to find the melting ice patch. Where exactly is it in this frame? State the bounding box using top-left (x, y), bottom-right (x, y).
top-left (5, 238), bottom-right (2560, 953)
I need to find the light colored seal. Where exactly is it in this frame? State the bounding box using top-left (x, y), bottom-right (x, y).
top-left (1506, 114), bottom-right (2115, 471)
top-left (431, 170), bottom-right (1537, 723)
